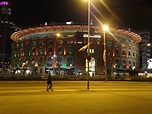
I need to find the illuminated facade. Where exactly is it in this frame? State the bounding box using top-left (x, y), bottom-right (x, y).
top-left (11, 25), bottom-right (142, 76)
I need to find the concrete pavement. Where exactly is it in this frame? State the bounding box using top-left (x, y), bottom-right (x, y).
top-left (0, 81), bottom-right (152, 114)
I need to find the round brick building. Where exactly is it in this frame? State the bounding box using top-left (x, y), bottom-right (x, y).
top-left (11, 25), bottom-right (141, 77)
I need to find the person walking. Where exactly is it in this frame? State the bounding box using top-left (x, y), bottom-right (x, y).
top-left (46, 74), bottom-right (53, 91)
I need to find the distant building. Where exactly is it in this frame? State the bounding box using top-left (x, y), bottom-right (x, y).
top-left (138, 31), bottom-right (151, 69)
top-left (10, 25), bottom-right (141, 77)
top-left (0, 1), bottom-right (15, 70)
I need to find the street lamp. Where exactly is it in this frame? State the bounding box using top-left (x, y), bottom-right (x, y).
top-left (52, 33), bottom-right (60, 74)
top-left (103, 25), bottom-right (108, 82)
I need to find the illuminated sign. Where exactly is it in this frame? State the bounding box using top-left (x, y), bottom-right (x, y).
top-left (147, 58), bottom-right (152, 69)
top-left (83, 34), bottom-right (101, 38)
top-left (0, 1), bottom-right (8, 5)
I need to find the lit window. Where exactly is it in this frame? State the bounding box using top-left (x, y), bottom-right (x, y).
top-left (116, 59), bottom-right (120, 68)
top-left (122, 60), bottom-right (126, 68)
top-left (24, 58), bottom-right (28, 66)
top-left (67, 58), bottom-right (73, 66)
top-left (58, 46), bottom-right (62, 55)
top-left (32, 41), bottom-right (36, 45)
top-left (38, 57), bottom-right (43, 66)
top-left (115, 49), bottom-right (119, 56)
top-left (58, 40), bottom-right (63, 45)
top-left (97, 39), bottom-right (100, 44)
top-left (25, 48), bottom-right (29, 56)
top-left (92, 49), bottom-right (94, 53)
top-left (16, 44), bottom-right (19, 48)
top-left (39, 40), bottom-right (44, 45)
top-left (47, 57), bottom-right (53, 66)
top-left (20, 43), bottom-right (23, 47)
top-left (48, 47), bottom-right (53, 55)
top-left (122, 44), bottom-right (126, 48)
top-left (31, 58), bottom-right (35, 66)
top-left (67, 46), bottom-right (73, 55)
top-left (122, 50), bottom-right (126, 57)
top-left (48, 40), bottom-right (53, 45)
top-left (57, 57), bottom-right (62, 66)
top-left (32, 48), bottom-right (36, 55)
top-left (39, 46), bottom-right (44, 55)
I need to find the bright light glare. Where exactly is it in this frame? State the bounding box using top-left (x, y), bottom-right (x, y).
top-left (53, 54), bottom-right (57, 57)
top-left (103, 25), bottom-right (109, 31)
top-left (56, 33), bottom-right (60, 37)
top-left (147, 58), bottom-right (152, 69)
top-left (147, 43), bottom-right (151, 47)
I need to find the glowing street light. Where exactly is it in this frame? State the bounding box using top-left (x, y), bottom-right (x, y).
top-left (56, 33), bottom-right (61, 37)
top-left (52, 33), bottom-right (61, 74)
top-left (147, 43), bottom-right (151, 47)
top-left (103, 25), bottom-right (109, 82)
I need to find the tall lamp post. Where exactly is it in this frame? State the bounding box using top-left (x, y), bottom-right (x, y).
top-left (53, 33), bottom-right (60, 74)
top-left (103, 25), bottom-right (108, 82)
top-left (86, 0), bottom-right (91, 90)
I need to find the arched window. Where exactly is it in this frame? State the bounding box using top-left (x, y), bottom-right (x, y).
top-left (31, 58), bottom-right (35, 66)
top-left (32, 48), bottom-right (36, 55)
top-left (67, 46), bottom-right (73, 55)
top-left (14, 52), bottom-right (16, 57)
top-left (58, 46), bottom-right (62, 55)
top-left (20, 43), bottom-right (23, 47)
top-left (115, 49), bottom-right (119, 56)
top-left (24, 58), bottom-right (28, 66)
top-left (116, 59), bottom-right (120, 68)
top-left (107, 48), bottom-right (111, 56)
top-left (39, 46), bottom-right (44, 55)
top-left (122, 60), bottom-right (126, 68)
top-left (48, 47), bottom-right (53, 55)
top-left (20, 48), bottom-right (23, 56)
top-left (39, 40), bottom-right (44, 45)
top-left (47, 57), bottom-right (53, 66)
top-left (122, 50), bottom-right (126, 57)
top-left (57, 57), bottom-right (62, 66)
top-left (97, 39), bottom-right (100, 44)
top-left (128, 45), bottom-right (131, 49)
top-left (38, 57), bottom-right (43, 66)
top-left (25, 48), bottom-right (29, 56)
top-left (128, 51), bottom-right (131, 57)
top-left (67, 57), bottom-right (73, 66)
top-left (58, 40), bottom-right (63, 45)
top-left (115, 42), bottom-right (119, 47)
top-left (48, 40), bottom-right (53, 45)
top-left (133, 61), bottom-right (135, 66)
top-left (133, 52), bottom-right (135, 57)
top-left (17, 50), bottom-right (20, 57)
top-left (31, 41), bottom-right (36, 46)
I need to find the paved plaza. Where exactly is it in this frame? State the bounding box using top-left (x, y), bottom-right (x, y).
top-left (0, 81), bottom-right (152, 114)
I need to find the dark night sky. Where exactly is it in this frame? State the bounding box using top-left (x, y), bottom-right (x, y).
top-left (7, 0), bottom-right (152, 30)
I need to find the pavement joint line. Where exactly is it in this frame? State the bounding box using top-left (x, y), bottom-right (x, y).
top-left (1, 88), bottom-right (152, 93)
